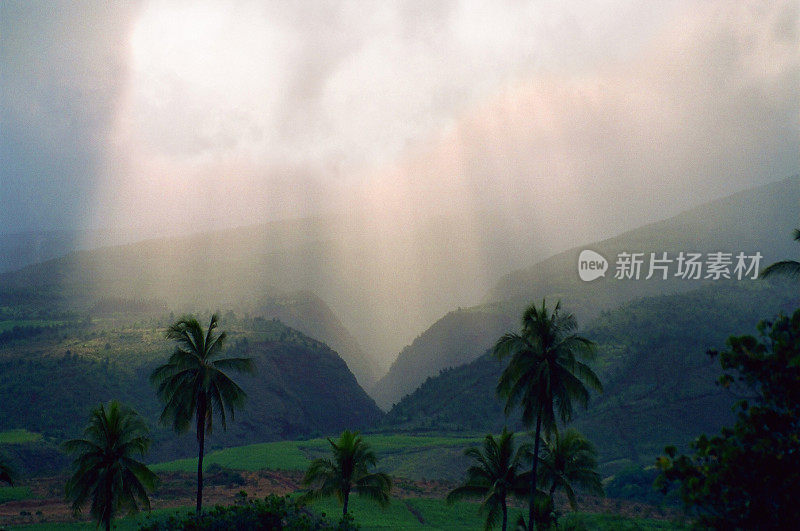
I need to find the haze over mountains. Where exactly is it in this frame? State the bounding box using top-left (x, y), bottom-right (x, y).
top-left (372, 176), bottom-right (799, 408)
top-left (1, 176), bottom-right (798, 398)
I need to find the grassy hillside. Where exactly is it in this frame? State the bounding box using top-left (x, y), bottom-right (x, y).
top-left (384, 280), bottom-right (798, 472)
top-left (0, 314), bottom-right (382, 468)
top-left (374, 176), bottom-right (800, 407)
top-left (151, 434), bottom-right (482, 481)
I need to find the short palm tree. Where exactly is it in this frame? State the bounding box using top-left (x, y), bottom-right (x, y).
top-left (150, 314), bottom-right (254, 515)
top-left (447, 428), bottom-right (531, 531)
top-left (63, 401), bottom-right (158, 531)
top-left (494, 300), bottom-right (602, 530)
top-left (538, 428), bottom-right (603, 511)
top-left (761, 228), bottom-right (800, 279)
top-left (0, 455), bottom-right (15, 486)
top-left (302, 430), bottom-right (391, 518)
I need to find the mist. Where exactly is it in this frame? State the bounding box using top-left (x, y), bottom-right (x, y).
top-left (2, 0), bottom-right (798, 366)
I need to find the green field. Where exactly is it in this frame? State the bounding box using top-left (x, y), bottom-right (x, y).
top-left (151, 434), bottom-right (484, 480)
top-left (8, 498), bottom-right (686, 530)
top-left (0, 429), bottom-right (41, 444)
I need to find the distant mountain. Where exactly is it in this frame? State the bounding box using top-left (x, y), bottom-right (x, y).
top-left (0, 230), bottom-right (82, 273)
top-left (251, 291), bottom-right (379, 388)
top-left (0, 207), bottom-right (586, 367)
top-left (383, 280), bottom-right (797, 469)
top-left (0, 319), bottom-right (382, 464)
top-left (370, 307), bottom-right (516, 409)
top-left (373, 176), bottom-right (800, 407)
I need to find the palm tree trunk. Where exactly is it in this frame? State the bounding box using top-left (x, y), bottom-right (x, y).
top-left (502, 496), bottom-right (508, 531)
top-left (196, 399), bottom-right (207, 516)
top-left (342, 489), bottom-right (350, 518)
top-left (529, 404), bottom-right (543, 531)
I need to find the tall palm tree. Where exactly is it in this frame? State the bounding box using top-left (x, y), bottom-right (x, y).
top-left (538, 428), bottom-right (603, 512)
top-left (0, 455), bottom-right (15, 486)
top-left (150, 314), bottom-right (254, 515)
top-left (447, 428), bottom-right (531, 531)
top-left (494, 300), bottom-right (602, 530)
top-left (302, 430), bottom-right (391, 518)
top-left (761, 228), bottom-right (800, 279)
top-left (63, 401), bottom-right (158, 531)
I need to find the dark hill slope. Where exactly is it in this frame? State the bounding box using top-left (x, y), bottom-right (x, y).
top-left (384, 280), bottom-right (797, 468)
top-left (252, 292), bottom-right (378, 388)
top-left (0, 320), bottom-right (382, 465)
top-left (374, 176), bottom-right (800, 407)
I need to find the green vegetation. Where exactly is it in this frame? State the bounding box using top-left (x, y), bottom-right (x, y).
top-left (302, 430), bottom-right (392, 518)
top-left (0, 454), bottom-right (16, 486)
top-left (150, 434), bottom-right (483, 481)
top-left (494, 300), bottom-right (602, 530)
top-left (0, 319), bottom-right (64, 333)
top-left (537, 428), bottom-right (603, 527)
top-left (0, 485), bottom-right (31, 503)
top-left (0, 429), bottom-right (41, 444)
top-left (140, 494), bottom-right (356, 530)
top-left (64, 401), bottom-right (158, 531)
top-left (151, 314), bottom-right (254, 514)
top-left (384, 281), bottom-right (796, 472)
top-left (446, 428), bottom-right (529, 531)
top-left (656, 309), bottom-right (800, 528)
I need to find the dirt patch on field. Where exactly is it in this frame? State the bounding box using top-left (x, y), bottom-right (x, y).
top-left (0, 471), bottom-right (685, 527)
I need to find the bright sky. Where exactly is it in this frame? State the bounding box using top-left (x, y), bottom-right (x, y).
top-left (2, 0), bottom-right (797, 237)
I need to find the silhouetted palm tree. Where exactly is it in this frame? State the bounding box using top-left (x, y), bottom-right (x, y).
top-left (538, 428), bottom-right (603, 512)
top-left (447, 428), bottom-right (530, 531)
top-left (494, 300), bottom-right (602, 530)
top-left (761, 228), bottom-right (800, 279)
top-left (150, 314), bottom-right (254, 515)
top-left (302, 430), bottom-right (391, 518)
top-left (0, 455), bottom-right (15, 486)
top-left (64, 401), bottom-right (158, 531)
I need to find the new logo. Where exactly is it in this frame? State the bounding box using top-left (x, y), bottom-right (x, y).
top-left (578, 250), bottom-right (608, 282)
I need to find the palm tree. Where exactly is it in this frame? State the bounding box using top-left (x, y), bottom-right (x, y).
top-left (447, 428), bottom-right (530, 531)
top-left (538, 428), bottom-right (603, 513)
top-left (302, 430), bottom-right (391, 518)
top-left (761, 228), bottom-right (800, 279)
top-left (0, 455), bottom-right (15, 486)
top-left (63, 401), bottom-right (158, 531)
top-left (494, 300), bottom-right (602, 530)
top-left (150, 314), bottom-right (254, 515)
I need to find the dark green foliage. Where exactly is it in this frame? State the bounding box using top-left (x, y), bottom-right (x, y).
top-left (139, 494), bottom-right (359, 530)
top-left (0, 453), bottom-right (15, 485)
top-left (385, 282), bottom-right (795, 467)
top-left (151, 314), bottom-right (255, 514)
top-left (494, 300), bottom-right (601, 530)
top-left (0, 318), bottom-right (382, 467)
top-left (64, 400), bottom-right (158, 531)
top-left (204, 464), bottom-right (246, 488)
top-left (0, 355), bottom-right (141, 439)
top-left (302, 430), bottom-right (391, 518)
top-left (604, 465), bottom-right (678, 506)
top-left (656, 309), bottom-right (800, 529)
top-left (447, 428), bottom-right (530, 531)
top-left (537, 429), bottom-right (603, 511)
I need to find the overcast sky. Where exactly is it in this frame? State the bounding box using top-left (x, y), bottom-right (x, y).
top-left (1, 0), bottom-right (798, 237)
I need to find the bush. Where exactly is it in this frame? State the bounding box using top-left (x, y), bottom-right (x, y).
top-left (139, 494), bottom-right (359, 530)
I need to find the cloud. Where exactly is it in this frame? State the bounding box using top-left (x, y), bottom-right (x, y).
top-left (2, 0), bottom-right (797, 240)
top-left (0, 1), bottom-right (140, 232)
